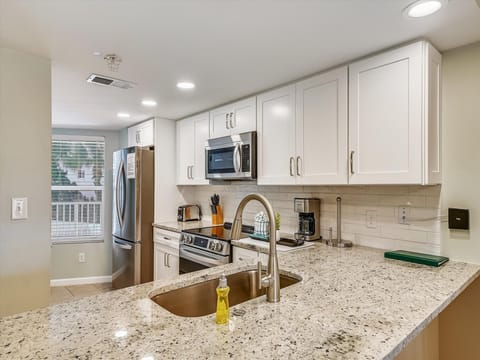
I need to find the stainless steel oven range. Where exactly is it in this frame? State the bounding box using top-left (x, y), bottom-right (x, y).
top-left (179, 223), bottom-right (253, 274)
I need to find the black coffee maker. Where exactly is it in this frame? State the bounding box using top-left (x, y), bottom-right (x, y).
top-left (294, 198), bottom-right (321, 241)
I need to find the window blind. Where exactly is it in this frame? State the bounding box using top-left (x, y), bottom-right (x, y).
top-left (51, 136), bottom-right (105, 242)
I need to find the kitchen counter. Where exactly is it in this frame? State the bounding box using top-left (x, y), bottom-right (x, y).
top-left (2, 244), bottom-right (479, 359)
top-left (153, 220), bottom-right (218, 233)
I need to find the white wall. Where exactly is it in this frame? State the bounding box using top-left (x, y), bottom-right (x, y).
top-left (182, 184), bottom-right (441, 254)
top-left (0, 47), bottom-right (51, 316)
top-left (50, 129), bottom-right (121, 280)
top-left (441, 42), bottom-right (480, 263)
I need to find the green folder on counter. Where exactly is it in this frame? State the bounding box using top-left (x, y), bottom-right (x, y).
top-left (384, 250), bottom-right (449, 267)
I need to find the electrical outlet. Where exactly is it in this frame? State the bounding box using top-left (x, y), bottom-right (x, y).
top-left (366, 210), bottom-right (377, 228)
top-left (398, 206), bottom-right (410, 225)
top-left (78, 252), bottom-right (86, 263)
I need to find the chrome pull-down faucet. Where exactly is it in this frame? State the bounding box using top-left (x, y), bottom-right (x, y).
top-left (231, 193), bottom-right (280, 303)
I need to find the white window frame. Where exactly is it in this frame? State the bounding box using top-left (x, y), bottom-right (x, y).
top-left (51, 134), bottom-right (105, 244)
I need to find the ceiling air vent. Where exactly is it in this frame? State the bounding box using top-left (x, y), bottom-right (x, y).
top-left (86, 74), bottom-right (135, 89)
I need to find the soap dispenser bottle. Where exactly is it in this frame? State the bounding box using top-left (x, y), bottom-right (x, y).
top-left (216, 273), bottom-right (230, 324)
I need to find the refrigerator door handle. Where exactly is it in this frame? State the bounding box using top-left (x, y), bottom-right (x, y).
top-left (114, 239), bottom-right (132, 250)
top-left (116, 160), bottom-right (127, 228)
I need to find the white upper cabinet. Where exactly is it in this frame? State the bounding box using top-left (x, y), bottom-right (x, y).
top-left (176, 112), bottom-right (209, 185)
top-left (127, 119), bottom-right (155, 147)
top-left (295, 66), bottom-right (348, 184)
top-left (257, 67), bottom-right (348, 185)
top-left (257, 85), bottom-right (296, 185)
top-left (209, 97), bottom-right (256, 139)
top-left (348, 41), bottom-right (441, 185)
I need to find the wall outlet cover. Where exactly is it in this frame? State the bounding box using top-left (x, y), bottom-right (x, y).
top-left (448, 208), bottom-right (469, 230)
top-left (366, 210), bottom-right (377, 229)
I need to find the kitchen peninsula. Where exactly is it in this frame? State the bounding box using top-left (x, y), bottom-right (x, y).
top-left (1, 244), bottom-right (479, 359)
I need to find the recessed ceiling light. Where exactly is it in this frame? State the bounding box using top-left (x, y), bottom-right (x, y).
top-left (403, 0), bottom-right (446, 18)
top-left (92, 51), bottom-right (102, 56)
top-left (117, 112), bottom-right (130, 118)
top-left (141, 99), bottom-right (157, 107)
top-left (176, 81), bottom-right (195, 90)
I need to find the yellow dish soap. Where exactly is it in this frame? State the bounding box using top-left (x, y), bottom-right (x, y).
top-left (215, 273), bottom-right (230, 325)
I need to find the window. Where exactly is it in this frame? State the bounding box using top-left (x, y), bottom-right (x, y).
top-left (51, 135), bottom-right (105, 243)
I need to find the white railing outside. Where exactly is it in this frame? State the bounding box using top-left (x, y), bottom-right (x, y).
top-left (51, 201), bottom-right (103, 239)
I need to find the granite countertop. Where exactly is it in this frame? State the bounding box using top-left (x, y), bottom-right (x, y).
top-left (2, 244), bottom-right (479, 360)
top-left (153, 220), bottom-right (219, 233)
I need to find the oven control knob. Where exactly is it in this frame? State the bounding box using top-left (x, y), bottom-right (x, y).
top-left (208, 241), bottom-right (216, 251)
top-left (185, 235), bottom-right (192, 244)
top-left (215, 242), bottom-right (223, 252)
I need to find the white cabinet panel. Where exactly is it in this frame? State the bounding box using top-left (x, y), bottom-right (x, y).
top-left (210, 105), bottom-right (231, 139)
top-left (176, 118), bottom-right (195, 185)
top-left (153, 229), bottom-right (180, 281)
top-left (232, 97), bottom-right (256, 134)
top-left (193, 114), bottom-right (209, 184)
top-left (209, 97), bottom-right (256, 139)
top-left (127, 119), bottom-right (155, 147)
top-left (295, 66), bottom-right (348, 184)
top-left (257, 85), bottom-right (296, 185)
top-left (348, 41), bottom-right (440, 185)
top-left (176, 112), bottom-right (209, 185)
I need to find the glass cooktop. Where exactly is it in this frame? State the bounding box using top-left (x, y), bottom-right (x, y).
top-left (183, 222), bottom-right (254, 241)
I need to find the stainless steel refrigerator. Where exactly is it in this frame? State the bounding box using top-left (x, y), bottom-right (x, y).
top-left (112, 146), bottom-right (154, 289)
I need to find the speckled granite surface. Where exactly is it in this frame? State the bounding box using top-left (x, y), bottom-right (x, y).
top-left (153, 220), bottom-right (218, 233)
top-left (1, 244), bottom-right (479, 360)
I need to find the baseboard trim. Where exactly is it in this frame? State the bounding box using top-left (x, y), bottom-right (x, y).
top-left (50, 275), bottom-right (112, 287)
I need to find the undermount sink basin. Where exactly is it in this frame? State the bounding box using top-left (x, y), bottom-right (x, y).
top-left (150, 269), bottom-right (301, 317)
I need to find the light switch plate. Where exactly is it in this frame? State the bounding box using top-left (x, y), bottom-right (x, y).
top-left (11, 197), bottom-right (28, 220)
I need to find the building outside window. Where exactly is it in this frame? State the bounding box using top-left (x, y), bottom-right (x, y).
top-left (51, 135), bottom-right (105, 243)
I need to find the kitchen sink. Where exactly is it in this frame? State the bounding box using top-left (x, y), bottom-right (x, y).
top-left (150, 269), bottom-right (301, 317)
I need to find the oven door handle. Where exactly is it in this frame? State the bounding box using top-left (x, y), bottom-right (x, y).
top-left (179, 247), bottom-right (227, 268)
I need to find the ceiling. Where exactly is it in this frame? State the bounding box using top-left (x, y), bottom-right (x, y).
top-left (1, 0), bottom-right (480, 130)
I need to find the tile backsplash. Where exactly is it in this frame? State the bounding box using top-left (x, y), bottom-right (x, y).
top-left (179, 184), bottom-right (442, 254)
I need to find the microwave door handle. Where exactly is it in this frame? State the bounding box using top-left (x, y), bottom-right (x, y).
top-left (233, 144), bottom-right (241, 173)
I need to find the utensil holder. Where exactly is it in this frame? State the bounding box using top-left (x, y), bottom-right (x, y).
top-left (212, 205), bottom-right (224, 225)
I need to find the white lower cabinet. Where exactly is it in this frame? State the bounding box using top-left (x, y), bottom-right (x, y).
top-left (232, 246), bottom-right (268, 264)
top-left (153, 229), bottom-right (180, 281)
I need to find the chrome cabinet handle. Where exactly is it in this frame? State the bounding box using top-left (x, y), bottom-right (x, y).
top-left (166, 253), bottom-right (170, 268)
top-left (186, 166), bottom-right (190, 179)
top-left (163, 252), bottom-right (167, 266)
top-left (289, 157), bottom-right (295, 176)
top-left (350, 150), bottom-right (355, 175)
top-left (296, 156), bottom-right (302, 176)
top-left (163, 236), bottom-right (171, 241)
top-left (190, 165), bottom-right (194, 179)
top-left (230, 112), bottom-right (235, 128)
top-left (135, 130), bottom-right (140, 144)
top-left (226, 114), bottom-right (230, 129)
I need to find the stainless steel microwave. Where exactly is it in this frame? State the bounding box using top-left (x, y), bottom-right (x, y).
top-left (205, 131), bottom-right (257, 180)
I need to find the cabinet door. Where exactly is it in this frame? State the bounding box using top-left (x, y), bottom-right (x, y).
top-left (349, 42), bottom-right (423, 184)
top-left (230, 97), bottom-right (256, 135)
top-left (127, 124), bottom-right (140, 147)
top-left (176, 118), bottom-right (195, 185)
top-left (154, 245), bottom-right (179, 281)
top-left (232, 246), bottom-right (258, 263)
top-left (209, 105), bottom-right (232, 139)
top-left (295, 67), bottom-right (348, 185)
top-left (154, 244), bottom-right (167, 281)
top-left (139, 119), bottom-right (154, 147)
top-left (192, 113), bottom-right (210, 185)
top-left (257, 85), bottom-right (296, 185)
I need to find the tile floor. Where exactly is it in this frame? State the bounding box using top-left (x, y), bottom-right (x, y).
top-left (50, 283), bottom-right (113, 305)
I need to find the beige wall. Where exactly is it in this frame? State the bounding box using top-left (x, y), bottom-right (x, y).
top-left (441, 42), bottom-right (480, 263)
top-left (50, 129), bottom-right (121, 280)
top-left (0, 48), bottom-right (52, 315)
